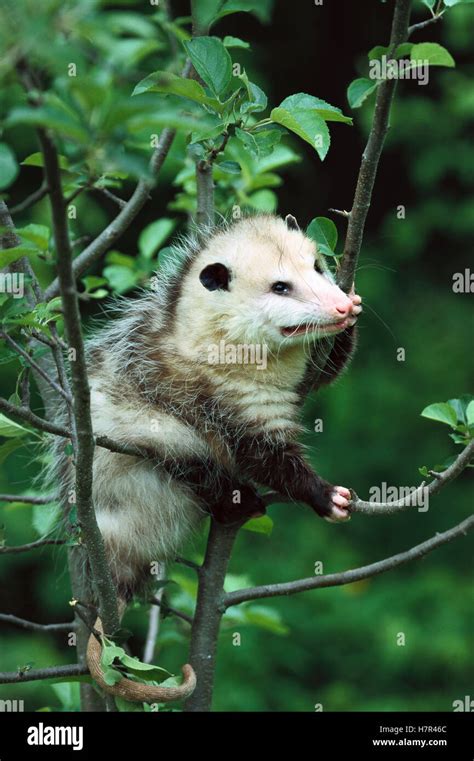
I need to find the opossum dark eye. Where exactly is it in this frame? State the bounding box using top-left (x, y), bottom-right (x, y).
top-left (272, 281), bottom-right (291, 295)
top-left (199, 263), bottom-right (231, 291)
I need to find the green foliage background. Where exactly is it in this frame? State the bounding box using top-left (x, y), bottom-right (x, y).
top-left (0, 0), bottom-right (472, 711)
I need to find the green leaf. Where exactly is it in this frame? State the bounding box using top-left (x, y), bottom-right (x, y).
top-left (276, 93), bottom-right (352, 125)
top-left (307, 217), bottom-right (338, 255)
top-left (138, 218), bottom-right (176, 260)
top-left (247, 189), bottom-right (278, 211)
top-left (103, 266), bottom-right (139, 294)
top-left (32, 501), bottom-right (60, 537)
top-left (21, 152), bottom-right (69, 170)
top-left (421, 402), bottom-right (458, 427)
top-left (82, 276), bottom-right (108, 293)
top-left (182, 37), bottom-right (232, 97)
top-left (239, 73), bottom-right (268, 114)
top-left (368, 43), bottom-right (413, 61)
top-left (0, 438), bottom-right (25, 465)
top-left (466, 400), bottom-right (474, 427)
top-left (410, 42), bottom-right (455, 68)
top-left (19, 224), bottom-right (50, 251)
top-left (132, 71), bottom-right (223, 112)
top-left (217, 160), bottom-right (241, 174)
top-left (103, 667), bottom-right (123, 687)
top-left (191, 0), bottom-right (225, 30)
top-left (6, 107), bottom-right (89, 144)
top-left (241, 604), bottom-right (289, 635)
top-left (215, 0), bottom-right (274, 23)
top-left (223, 35), bottom-right (250, 49)
top-left (0, 143), bottom-right (19, 190)
top-left (0, 413), bottom-right (31, 438)
top-left (270, 106), bottom-right (330, 160)
top-left (347, 78), bottom-right (379, 109)
top-left (242, 514), bottom-right (273, 535)
top-left (0, 246), bottom-right (33, 269)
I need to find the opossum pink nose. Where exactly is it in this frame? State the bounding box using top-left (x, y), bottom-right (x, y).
top-left (335, 301), bottom-right (351, 315)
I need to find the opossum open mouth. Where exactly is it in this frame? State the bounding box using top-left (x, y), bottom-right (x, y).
top-left (281, 318), bottom-right (350, 338)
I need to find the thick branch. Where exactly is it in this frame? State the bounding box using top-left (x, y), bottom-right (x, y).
top-left (185, 520), bottom-right (241, 712)
top-left (0, 613), bottom-right (73, 632)
top-left (337, 0), bottom-right (412, 291)
top-left (38, 127), bottom-right (120, 641)
top-left (224, 514), bottom-right (474, 608)
top-left (0, 664), bottom-right (88, 684)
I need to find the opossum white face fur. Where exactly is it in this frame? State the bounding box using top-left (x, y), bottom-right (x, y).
top-left (172, 215), bottom-right (355, 356)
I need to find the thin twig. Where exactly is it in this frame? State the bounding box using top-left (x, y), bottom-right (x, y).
top-left (10, 181), bottom-right (49, 215)
top-left (0, 330), bottom-right (72, 404)
top-left (91, 186), bottom-right (126, 209)
top-left (0, 493), bottom-right (57, 504)
top-left (0, 613), bottom-right (73, 632)
top-left (224, 514), bottom-right (474, 608)
top-left (150, 597), bottom-right (193, 626)
top-left (353, 439), bottom-right (474, 515)
top-left (0, 537), bottom-right (66, 554)
top-left (0, 664), bottom-right (89, 684)
top-left (408, 13), bottom-right (443, 37)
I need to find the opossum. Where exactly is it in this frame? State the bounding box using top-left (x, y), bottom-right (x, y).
top-left (63, 213), bottom-right (362, 701)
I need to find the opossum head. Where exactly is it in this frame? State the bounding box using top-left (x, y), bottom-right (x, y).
top-left (174, 214), bottom-right (353, 351)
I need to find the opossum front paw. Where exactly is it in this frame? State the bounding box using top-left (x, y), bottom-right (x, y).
top-left (324, 486), bottom-right (352, 523)
top-left (347, 288), bottom-right (362, 327)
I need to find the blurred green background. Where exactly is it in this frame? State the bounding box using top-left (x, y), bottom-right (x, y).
top-left (0, 0), bottom-right (472, 712)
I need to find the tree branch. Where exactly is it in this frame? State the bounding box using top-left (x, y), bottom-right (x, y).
top-left (353, 438), bottom-right (474, 515)
top-left (10, 181), bottom-right (49, 215)
top-left (0, 613), bottom-right (73, 632)
top-left (0, 538), bottom-right (65, 555)
top-left (224, 514), bottom-right (474, 608)
top-left (0, 330), bottom-right (72, 404)
top-left (0, 664), bottom-right (89, 684)
top-left (337, 0), bottom-right (412, 292)
top-left (185, 520), bottom-right (241, 712)
top-left (0, 493), bottom-right (56, 504)
top-left (37, 123), bottom-right (120, 644)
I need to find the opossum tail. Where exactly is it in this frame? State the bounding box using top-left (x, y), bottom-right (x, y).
top-left (86, 602), bottom-right (196, 704)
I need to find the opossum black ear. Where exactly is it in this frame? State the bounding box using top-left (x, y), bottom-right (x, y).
top-left (199, 263), bottom-right (231, 292)
top-left (285, 214), bottom-right (299, 231)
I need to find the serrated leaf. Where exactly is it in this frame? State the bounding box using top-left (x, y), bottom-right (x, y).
top-left (217, 160), bottom-right (241, 174)
top-left (306, 217), bottom-right (338, 255)
top-left (270, 106), bottom-right (330, 159)
top-left (183, 37), bottom-right (232, 97)
top-left (347, 78), bottom-right (378, 109)
top-left (132, 71), bottom-right (223, 113)
top-left (410, 42), bottom-right (455, 68)
top-left (421, 402), bottom-right (458, 427)
top-left (277, 93), bottom-right (352, 125)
